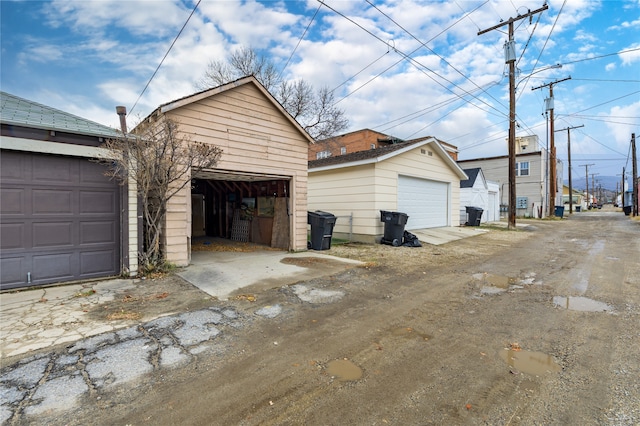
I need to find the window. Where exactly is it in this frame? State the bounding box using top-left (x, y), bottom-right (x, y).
top-left (516, 161), bottom-right (530, 176)
top-left (316, 151), bottom-right (331, 159)
top-left (370, 143), bottom-right (376, 149)
top-left (340, 147), bottom-right (347, 155)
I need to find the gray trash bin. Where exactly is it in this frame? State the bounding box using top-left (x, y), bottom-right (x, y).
top-left (380, 210), bottom-right (409, 246)
top-left (307, 211), bottom-right (336, 250)
top-left (465, 206), bottom-right (483, 226)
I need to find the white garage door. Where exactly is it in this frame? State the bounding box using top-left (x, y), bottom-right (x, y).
top-left (398, 175), bottom-right (449, 229)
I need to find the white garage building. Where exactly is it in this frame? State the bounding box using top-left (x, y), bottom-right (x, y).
top-left (308, 138), bottom-right (467, 243)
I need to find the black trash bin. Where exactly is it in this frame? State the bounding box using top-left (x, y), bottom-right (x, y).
top-left (555, 206), bottom-right (565, 218)
top-left (465, 206), bottom-right (483, 226)
top-left (307, 211), bottom-right (336, 250)
top-left (380, 210), bottom-right (409, 246)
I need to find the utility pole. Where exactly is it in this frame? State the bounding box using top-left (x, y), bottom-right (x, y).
top-left (478, 4), bottom-right (548, 229)
top-left (533, 77), bottom-right (571, 217)
top-left (632, 133), bottom-right (638, 216)
top-left (591, 173), bottom-right (599, 206)
top-left (580, 164), bottom-right (594, 209)
top-left (556, 125), bottom-right (584, 214)
top-left (622, 167), bottom-right (626, 208)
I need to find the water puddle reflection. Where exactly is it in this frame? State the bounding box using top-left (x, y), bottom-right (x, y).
top-left (326, 359), bottom-right (363, 382)
top-left (389, 327), bottom-right (431, 341)
top-left (499, 349), bottom-right (561, 375)
top-left (553, 296), bottom-right (613, 312)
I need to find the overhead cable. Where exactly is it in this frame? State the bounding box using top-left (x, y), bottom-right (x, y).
top-left (278, 2), bottom-right (322, 80)
top-left (130, 0), bottom-right (202, 116)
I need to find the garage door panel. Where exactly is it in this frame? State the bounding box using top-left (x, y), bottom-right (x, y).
top-left (32, 189), bottom-right (73, 214)
top-left (398, 175), bottom-right (449, 229)
top-left (0, 152), bottom-right (25, 181)
top-left (80, 221), bottom-right (116, 244)
top-left (0, 152), bottom-right (120, 289)
top-left (1, 188), bottom-right (24, 214)
top-left (33, 155), bottom-right (75, 183)
top-left (1, 223), bottom-right (24, 250)
top-left (33, 222), bottom-right (73, 247)
top-left (80, 191), bottom-right (116, 214)
top-left (80, 250), bottom-right (117, 275)
top-left (1, 257), bottom-right (23, 284)
top-left (32, 253), bottom-right (74, 281)
top-left (80, 161), bottom-right (112, 184)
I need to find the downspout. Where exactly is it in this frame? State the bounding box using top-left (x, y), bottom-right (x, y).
top-left (116, 107), bottom-right (129, 276)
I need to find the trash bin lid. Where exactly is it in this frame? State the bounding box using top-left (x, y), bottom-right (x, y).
top-left (308, 210), bottom-right (336, 218)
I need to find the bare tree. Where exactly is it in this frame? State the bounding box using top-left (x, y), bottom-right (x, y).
top-left (197, 46), bottom-right (348, 140)
top-left (99, 118), bottom-right (222, 272)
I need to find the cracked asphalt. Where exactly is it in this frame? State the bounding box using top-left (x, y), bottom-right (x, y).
top-left (1, 305), bottom-right (247, 423)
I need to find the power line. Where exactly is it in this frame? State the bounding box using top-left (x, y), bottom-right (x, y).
top-left (278, 2), bottom-right (322, 80)
top-left (516, 0), bottom-right (566, 103)
top-left (318, 0), bottom-right (507, 119)
top-left (364, 0), bottom-right (506, 115)
top-left (561, 47), bottom-right (640, 66)
top-left (129, 0), bottom-right (201, 117)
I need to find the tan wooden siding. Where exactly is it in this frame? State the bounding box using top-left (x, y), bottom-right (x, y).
top-left (159, 82), bottom-right (309, 259)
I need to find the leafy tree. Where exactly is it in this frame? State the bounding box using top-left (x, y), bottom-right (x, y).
top-left (198, 46), bottom-right (348, 140)
top-left (99, 118), bottom-right (222, 272)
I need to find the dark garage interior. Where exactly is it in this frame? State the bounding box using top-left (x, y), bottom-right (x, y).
top-left (191, 176), bottom-right (291, 249)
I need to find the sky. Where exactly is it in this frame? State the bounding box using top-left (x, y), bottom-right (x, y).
top-left (1, 0), bottom-right (639, 188)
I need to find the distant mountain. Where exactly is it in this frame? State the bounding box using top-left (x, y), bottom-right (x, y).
top-left (565, 176), bottom-right (626, 192)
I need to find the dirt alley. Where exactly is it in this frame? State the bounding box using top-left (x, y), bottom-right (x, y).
top-left (25, 208), bottom-right (640, 425)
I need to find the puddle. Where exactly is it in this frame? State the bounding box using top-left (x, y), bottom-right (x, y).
top-left (326, 359), bottom-right (363, 381)
top-left (473, 273), bottom-right (517, 288)
top-left (553, 296), bottom-right (613, 312)
top-left (499, 349), bottom-right (561, 375)
top-left (389, 327), bottom-right (430, 341)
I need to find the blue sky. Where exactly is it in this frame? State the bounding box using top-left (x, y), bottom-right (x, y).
top-left (1, 0), bottom-right (639, 187)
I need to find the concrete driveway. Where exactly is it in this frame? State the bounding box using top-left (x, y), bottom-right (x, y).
top-left (178, 250), bottom-right (363, 300)
top-left (410, 225), bottom-right (489, 245)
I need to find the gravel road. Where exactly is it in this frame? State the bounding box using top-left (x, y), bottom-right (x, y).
top-left (3, 207), bottom-right (638, 425)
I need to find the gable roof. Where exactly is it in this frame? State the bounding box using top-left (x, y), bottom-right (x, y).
top-left (460, 168), bottom-right (483, 188)
top-left (0, 91), bottom-right (120, 138)
top-left (148, 76), bottom-right (315, 144)
top-left (309, 137), bottom-right (467, 179)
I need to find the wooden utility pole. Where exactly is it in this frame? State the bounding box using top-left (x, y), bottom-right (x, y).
top-left (478, 4), bottom-right (548, 229)
top-left (591, 173), bottom-right (599, 205)
top-left (533, 77), bottom-right (571, 216)
top-left (632, 133), bottom-right (638, 216)
top-left (556, 125), bottom-right (584, 214)
top-left (581, 164), bottom-right (594, 209)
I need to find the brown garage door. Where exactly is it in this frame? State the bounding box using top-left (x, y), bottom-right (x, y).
top-left (1, 151), bottom-right (120, 289)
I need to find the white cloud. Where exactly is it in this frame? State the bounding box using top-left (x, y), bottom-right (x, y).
top-left (620, 43), bottom-right (640, 65)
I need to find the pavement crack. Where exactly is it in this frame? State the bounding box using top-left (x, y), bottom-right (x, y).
top-left (138, 325), bottom-right (163, 369)
top-left (76, 350), bottom-right (98, 398)
top-left (11, 355), bottom-right (54, 423)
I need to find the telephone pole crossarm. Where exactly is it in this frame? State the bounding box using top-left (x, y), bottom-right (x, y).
top-left (477, 5), bottom-right (549, 35)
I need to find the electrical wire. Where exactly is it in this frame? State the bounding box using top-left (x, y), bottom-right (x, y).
top-left (562, 47), bottom-right (640, 66)
top-left (516, 1), bottom-right (565, 103)
top-left (319, 0), bottom-right (506, 119)
top-left (278, 2), bottom-right (322, 80)
top-left (328, 50), bottom-right (390, 94)
top-left (364, 0), bottom-right (508, 115)
top-left (129, 0), bottom-right (201, 117)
